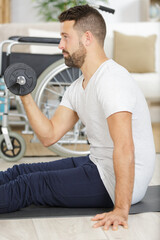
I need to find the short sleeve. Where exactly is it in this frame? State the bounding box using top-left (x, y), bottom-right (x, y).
top-left (96, 71), bottom-right (136, 118)
top-left (60, 85), bottom-right (74, 111)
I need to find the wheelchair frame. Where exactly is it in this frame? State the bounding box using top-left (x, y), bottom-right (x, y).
top-left (0, 37), bottom-right (64, 160)
top-left (0, 37), bottom-right (90, 161)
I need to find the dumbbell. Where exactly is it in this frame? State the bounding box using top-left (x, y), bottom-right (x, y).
top-left (4, 63), bottom-right (37, 96)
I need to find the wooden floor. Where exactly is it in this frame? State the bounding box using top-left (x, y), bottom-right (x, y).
top-left (0, 154), bottom-right (160, 240)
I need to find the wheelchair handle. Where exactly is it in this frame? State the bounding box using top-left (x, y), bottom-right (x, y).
top-left (9, 36), bottom-right (60, 45)
top-left (93, 5), bottom-right (115, 14)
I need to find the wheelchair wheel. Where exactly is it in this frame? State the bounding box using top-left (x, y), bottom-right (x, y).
top-left (34, 59), bottom-right (90, 157)
top-left (0, 132), bottom-right (26, 162)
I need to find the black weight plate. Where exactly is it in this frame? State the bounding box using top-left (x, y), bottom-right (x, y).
top-left (4, 63), bottom-right (37, 96)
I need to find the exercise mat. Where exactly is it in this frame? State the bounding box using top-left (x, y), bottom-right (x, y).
top-left (0, 185), bottom-right (159, 220)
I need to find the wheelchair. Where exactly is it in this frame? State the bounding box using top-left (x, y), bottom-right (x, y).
top-left (0, 36), bottom-right (90, 161)
top-left (0, 5), bottom-right (115, 162)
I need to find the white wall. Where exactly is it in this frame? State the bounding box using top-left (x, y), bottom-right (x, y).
top-left (11, 0), bottom-right (43, 23)
top-left (102, 0), bottom-right (149, 23)
top-left (11, 0), bottom-right (149, 23)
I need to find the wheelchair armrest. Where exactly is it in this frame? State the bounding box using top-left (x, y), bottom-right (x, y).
top-left (9, 36), bottom-right (61, 44)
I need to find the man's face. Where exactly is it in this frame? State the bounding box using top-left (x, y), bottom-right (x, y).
top-left (59, 20), bottom-right (87, 68)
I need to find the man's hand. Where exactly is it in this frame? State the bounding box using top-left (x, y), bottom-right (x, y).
top-left (91, 208), bottom-right (128, 231)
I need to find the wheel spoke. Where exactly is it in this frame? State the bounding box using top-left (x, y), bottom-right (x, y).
top-left (78, 69), bottom-right (82, 77)
top-left (65, 69), bottom-right (73, 82)
top-left (59, 71), bottom-right (69, 83)
top-left (3, 147), bottom-right (9, 153)
top-left (11, 138), bottom-right (20, 147)
top-left (2, 142), bottom-right (10, 153)
top-left (52, 76), bottom-right (64, 92)
top-left (12, 149), bottom-right (16, 156)
top-left (13, 145), bottom-right (21, 149)
top-left (71, 68), bottom-right (75, 80)
top-left (44, 87), bottom-right (63, 97)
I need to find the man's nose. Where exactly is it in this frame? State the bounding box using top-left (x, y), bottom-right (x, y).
top-left (58, 39), bottom-right (65, 50)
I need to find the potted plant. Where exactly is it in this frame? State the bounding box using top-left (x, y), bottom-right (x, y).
top-left (33, 0), bottom-right (108, 21)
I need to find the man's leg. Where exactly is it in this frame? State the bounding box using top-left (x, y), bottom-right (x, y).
top-left (0, 156), bottom-right (89, 185)
top-left (0, 156), bottom-right (113, 213)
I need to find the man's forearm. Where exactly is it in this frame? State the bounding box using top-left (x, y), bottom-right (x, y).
top-left (113, 147), bottom-right (135, 213)
top-left (20, 94), bottom-right (54, 144)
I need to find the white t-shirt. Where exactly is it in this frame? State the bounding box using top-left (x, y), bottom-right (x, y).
top-left (60, 59), bottom-right (156, 204)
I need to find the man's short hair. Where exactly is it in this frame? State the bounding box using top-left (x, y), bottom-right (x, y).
top-left (58, 4), bottom-right (106, 47)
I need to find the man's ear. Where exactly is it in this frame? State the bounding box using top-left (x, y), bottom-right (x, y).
top-left (83, 31), bottom-right (93, 46)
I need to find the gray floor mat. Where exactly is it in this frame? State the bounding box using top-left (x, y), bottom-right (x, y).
top-left (0, 185), bottom-right (159, 220)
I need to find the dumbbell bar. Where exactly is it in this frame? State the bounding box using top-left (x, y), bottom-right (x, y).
top-left (4, 63), bottom-right (37, 96)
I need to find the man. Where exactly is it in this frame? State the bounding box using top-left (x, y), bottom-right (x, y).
top-left (0, 5), bottom-right (155, 231)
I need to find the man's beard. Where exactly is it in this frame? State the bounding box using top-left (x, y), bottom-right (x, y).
top-left (63, 42), bottom-right (87, 68)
